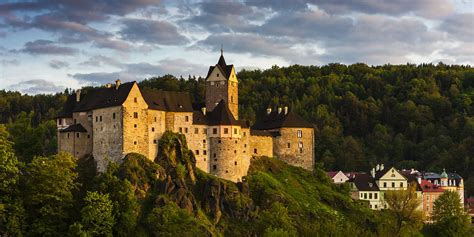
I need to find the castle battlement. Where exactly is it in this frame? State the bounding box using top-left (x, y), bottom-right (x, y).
top-left (56, 53), bottom-right (315, 182)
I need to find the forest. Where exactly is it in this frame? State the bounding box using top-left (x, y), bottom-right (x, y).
top-left (1, 63), bottom-right (473, 196)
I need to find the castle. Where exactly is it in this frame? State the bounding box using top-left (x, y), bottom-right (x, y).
top-left (56, 52), bottom-right (314, 182)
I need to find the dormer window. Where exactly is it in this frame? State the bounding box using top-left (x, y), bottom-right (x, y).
top-left (217, 73), bottom-right (219, 77)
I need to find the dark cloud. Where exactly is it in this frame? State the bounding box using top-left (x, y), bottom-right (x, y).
top-left (0, 31), bottom-right (6, 37)
top-left (8, 79), bottom-right (65, 94)
top-left (49, 59), bottom-right (69, 69)
top-left (20, 40), bottom-right (78, 55)
top-left (245, 0), bottom-right (454, 18)
top-left (120, 18), bottom-right (188, 45)
top-left (440, 13), bottom-right (474, 42)
top-left (70, 59), bottom-right (204, 85)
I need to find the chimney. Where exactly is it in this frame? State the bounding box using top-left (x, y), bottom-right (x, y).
top-left (284, 106), bottom-right (288, 115)
top-left (202, 107), bottom-right (207, 115)
top-left (277, 107), bottom-right (282, 114)
top-left (75, 89), bottom-right (81, 102)
top-left (115, 79), bottom-right (121, 90)
top-left (371, 168), bottom-right (375, 178)
top-left (266, 108), bottom-right (272, 114)
top-left (376, 164), bottom-right (380, 171)
top-left (380, 164), bottom-right (384, 170)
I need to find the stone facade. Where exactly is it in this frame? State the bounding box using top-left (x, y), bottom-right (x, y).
top-left (57, 53), bottom-right (315, 182)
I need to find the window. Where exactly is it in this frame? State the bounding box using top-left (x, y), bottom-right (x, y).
top-left (231, 96), bottom-right (233, 103)
top-left (213, 165), bottom-right (217, 170)
top-left (369, 193), bottom-right (372, 199)
top-left (196, 150), bottom-right (199, 155)
top-left (185, 116), bottom-right (189, 122)
top-left (235, 161), bottom-right (237, 165)
top-left (234, 128), bottom-right (237, 134)
top-left (134, 124), bottom-right (137, 128)
top-left (113, 113), bottom-right (116, 119)
top-left (400, 182), bottom-right (404, 188)
top-left (392, 182), bottom-right (395, 188)
top-left (154, 117), bottom-right (157, 122)
top-left (134, 97), bottom-right (137, 103)
top-left (218, 140), bottom-right (221, 143)
top-left (383, 182), bottom-right (387, 188)
top-left (203, 139), bottom-right (206, 143)
top-left (153, 139), bottom-right (157, 144)
top-left (134, 141), bottom-right (137, 145)
top-left (152, 127), bottom-right (155, 132)
top-left (74, 119), bottom-right (76, 124)
top-left (217, 73), bottom-right (219, 77)
top-left (96, 116), bottom-right (98, 122)
top-left (224, 128), bottom-right (229, 134)
top-left (243, 132), bottom-right (246, 136)
top-left (234, 150), bottom-right (237, 154)
top-left (67, 133), bottom-right (70, 138)
top-left (76, 133), bottom-right (79, 138)
top-left (374, 193), bottom-right (378, 199)
top-left (213, 153), bottom-right (216, 158)
top-left (288, 143), bottom-right (291, 148)
top-left (203, 150), bottom-right (207, 155)
top-left (185, 128), bottom-right (188, 133)
top-left (244, 144), bottom-right (247, 148)
top-left (360, 193), bottom-right (363, 198)
top-left (58, 119), bottom-right (62, 125)
top-left (87, 135), bottom-right (90, 139)
top-left (297, 130), bottom-right (302, 138)
top-left (254, 148), bottom-right (257, 154)
top-left (134, 112), bottom-right (138, 119)
top-left (194, 128), bottom-right (198, 134)
top-left (100, 116), bottom-right (102, 122)
top-left (375, 205), bottom-right (378, 209)
top-left (364, 193), bottom-right (367, 199)
top-left (203, 128), bottom-right (207, 134)
top-left (179, 127), bottom-right (183, 133)
top-left (213, 128), bottom-right (217, 134)
top-left (216, 83), bottom-right (219, 88)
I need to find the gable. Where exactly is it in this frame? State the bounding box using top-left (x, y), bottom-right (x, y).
top-left (206, 66), bottom-right (227, 82)
top-left (379, 168), bottom-right (406, 181)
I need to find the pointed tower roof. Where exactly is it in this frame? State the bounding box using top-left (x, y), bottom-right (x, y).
top-left (440, 169), bottom-right (448, 179)
top-left (206, 99), bottom-right (240, 126)
top-left (206, 49), bottom-right (234, 80)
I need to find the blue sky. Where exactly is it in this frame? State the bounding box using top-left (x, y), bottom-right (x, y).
top-left (0, 0), bottom-right (473, 94)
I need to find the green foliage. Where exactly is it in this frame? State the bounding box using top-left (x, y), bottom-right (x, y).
top-left (257, 202), bottom-right (297, 236)
top-left (118, 153), bottom-right (163, 197)
top-left (78, 191), bottom-right (115, 237)
top-left (145, 201), bottom-right (207, 237)
top-left (0, 124), bottom-right (19, 198)
top-left (430, 191), bottom-right (472, 237)
top-left (23, 152), bottom-right (78, 236)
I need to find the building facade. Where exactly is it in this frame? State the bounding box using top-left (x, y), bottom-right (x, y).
top-left (56, 52), bottom-right (315, 182)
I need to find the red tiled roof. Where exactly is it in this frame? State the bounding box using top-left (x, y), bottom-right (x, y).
top-left (420, 180), bottom-right (444, 192)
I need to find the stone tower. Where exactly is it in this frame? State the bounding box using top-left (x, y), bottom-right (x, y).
top-left (205, 50), bottom-right (239, 119)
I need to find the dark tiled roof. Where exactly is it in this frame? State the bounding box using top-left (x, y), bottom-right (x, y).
top-left (374, 167), bottom-right (392, 179)
top-left (352, 173), bottom-right (379, 191)
top-left (205, 54), bottom-right (234, 80)
top-left (252, 109), bottom-right (313, 130)
top-left (73, 82), bottom-right (135, 112)
top-left (192, 110), bottom-right (208, 125)
top-left (206, 100), bottom-right (240, 126)
top-left (59, 124), bottom-right (87, 133)
top-left (57, 94), bottom-right (77, 118)
top-left (401, 171), bottom-right (422, 191)
top-left (142, 90), bottom-right (193, 112)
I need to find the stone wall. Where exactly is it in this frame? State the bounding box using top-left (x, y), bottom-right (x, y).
top-left (92, 106), bottom-right (123, 171)
top-left (122, 84), bottom-right (149, 163)
top-left (209, 137), bottom-right (246, 182)
top-left (250, 134), bottom-right (273, 158)
top-left (147, 109), bottom-right (166, 160)
top-left (273, 127), bottom-right (314, 170)
top-left (185, 124), bottom-right (209, 173)
top-left (72, 111), bottom-right (93, 157)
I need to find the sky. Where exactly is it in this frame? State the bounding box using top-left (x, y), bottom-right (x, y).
top-left (0, 0), bottom-right (473, 94)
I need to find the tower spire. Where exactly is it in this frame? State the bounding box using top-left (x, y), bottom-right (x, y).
top-left (220, 44), bottom-right (223, 56)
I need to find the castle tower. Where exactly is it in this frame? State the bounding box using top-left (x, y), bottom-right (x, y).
top-left (205, 49), bottom-right (239, 119)
top-left (440, 169), bottom-right (448, 186)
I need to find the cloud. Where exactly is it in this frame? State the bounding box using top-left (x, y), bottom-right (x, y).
top-left (79, 55), bottom-right (121, 67)
top-left (1, 59), bottom-right (20, 66)
top-left (49, 59), bottom-right (69, 69)
top-left (440, 13), bottom-right (474, 42)
top-left (19, 39), bottom-right (78, 55)
top-left (70, 58), bottom-right (204, 85)
top-left (8, 79), bottom-right (65, 94)
top-left (120, 18), bottom-right (188, 45)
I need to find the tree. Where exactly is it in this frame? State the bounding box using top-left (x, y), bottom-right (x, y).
top-left (256, 202), bottom-right (297, 236)
top-left (383, 183), bottom-right (424, 236)
top-left (431, 191), bottom-right (472, 237)
top-left (0, 125), bottom-right (24, 236)
top-left (23, 152), bottom-right (78, 236)
top-left (78, 191), bottom-right (115, 237)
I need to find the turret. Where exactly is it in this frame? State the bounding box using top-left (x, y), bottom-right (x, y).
top-left (440, 168), bottom-right (448, 186)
